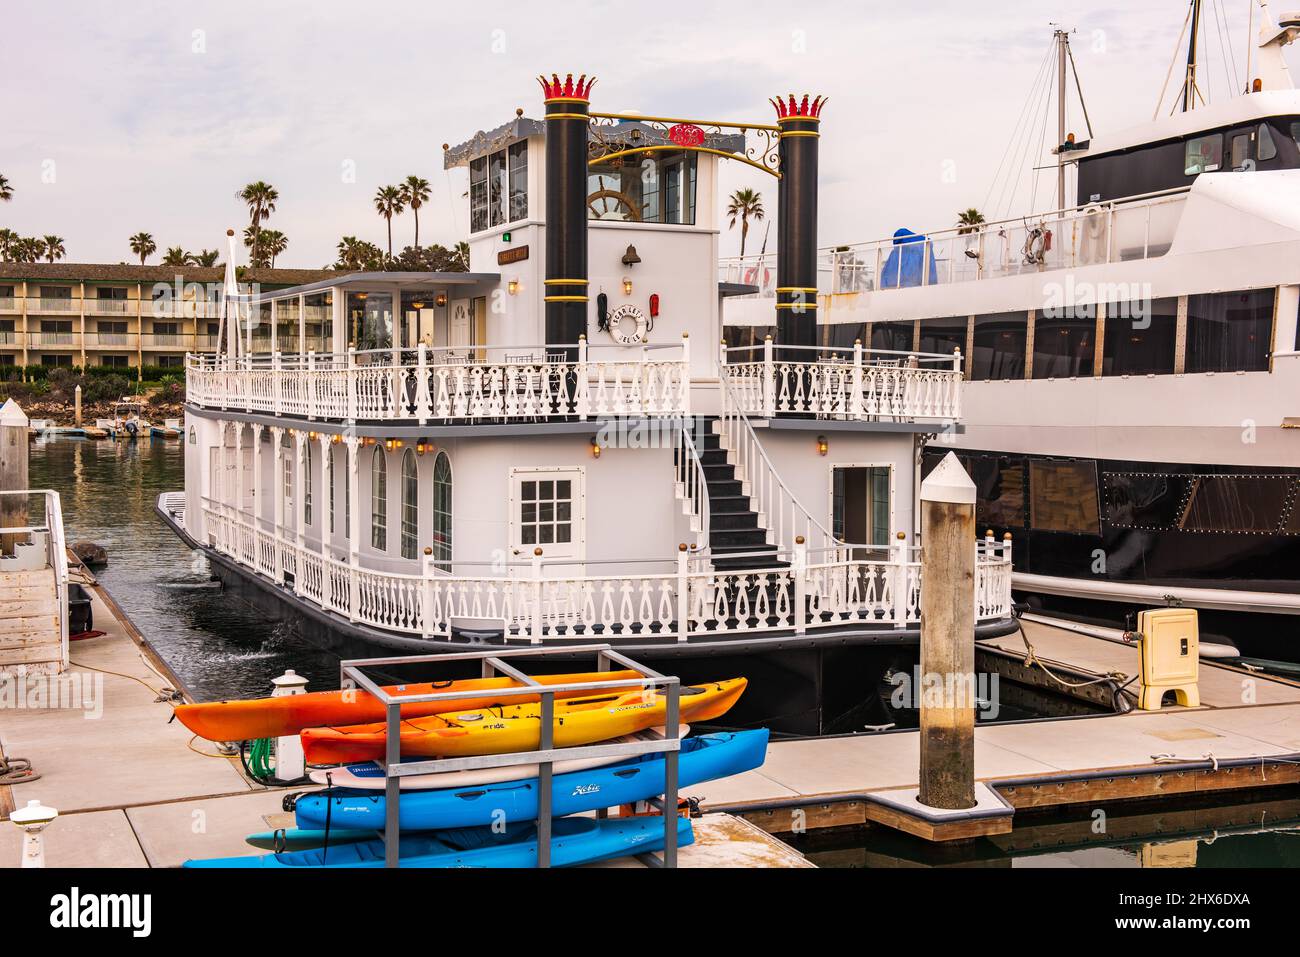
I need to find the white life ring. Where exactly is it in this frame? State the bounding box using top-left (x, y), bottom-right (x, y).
top-left (607, 304), bottom-right (648, 345)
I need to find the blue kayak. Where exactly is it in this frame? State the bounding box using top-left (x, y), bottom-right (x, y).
top-left (294, 728), bottom-right (768, 832)
top-left (185, 815), bottom-right (693, 868)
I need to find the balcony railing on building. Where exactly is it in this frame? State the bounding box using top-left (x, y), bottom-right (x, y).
top-left (187, 336), bottom-right (693, 423)
top-left (200, 498), bottom-right (1012, 643)
top-left (718, 187), bottom-right (1190, 296)
top-left (721, 340), bottom-right (961, 422)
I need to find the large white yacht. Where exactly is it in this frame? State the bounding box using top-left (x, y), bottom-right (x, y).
top-left (159, 74), bottom-right (1015, 734)
top-left (723, 3), bottom-right (1300, 657)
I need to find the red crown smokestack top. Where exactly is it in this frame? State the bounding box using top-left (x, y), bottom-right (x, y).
top-left (538, 73), bottom-right (596, 101)
top-left (770, 94), bottom-right (826, 119)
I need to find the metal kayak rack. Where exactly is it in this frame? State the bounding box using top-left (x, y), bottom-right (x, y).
top-left (336, 643), bottom-right (683, 868)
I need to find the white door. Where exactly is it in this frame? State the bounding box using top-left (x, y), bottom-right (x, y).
top-left (509, 468), bottom-right (584, 571)
top-left (449, 298), bottom-right (472, 353)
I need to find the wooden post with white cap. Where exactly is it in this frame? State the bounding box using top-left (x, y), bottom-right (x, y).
top-left (918, 451), bottom-right (977, 810)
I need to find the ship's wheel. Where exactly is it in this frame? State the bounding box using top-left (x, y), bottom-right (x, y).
top-left (587, 188), bottom-right (643, 222)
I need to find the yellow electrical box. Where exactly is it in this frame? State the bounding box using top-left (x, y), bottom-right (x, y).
top-left (1135, 608), bottom-right (1200, 710)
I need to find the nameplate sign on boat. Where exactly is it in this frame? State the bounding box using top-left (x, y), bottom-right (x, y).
top-left (497, 246), bottom-right (530, 266)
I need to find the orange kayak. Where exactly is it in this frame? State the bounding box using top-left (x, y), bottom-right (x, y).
top-left (301, 678), bottom-right (748, 764)
top-left (174, 670), bottom-right (641, 741)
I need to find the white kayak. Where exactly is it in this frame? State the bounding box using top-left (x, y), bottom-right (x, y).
top-left (307, 725), bottom-right (687, 791)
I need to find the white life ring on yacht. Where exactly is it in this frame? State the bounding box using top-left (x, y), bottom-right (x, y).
top-left (607, 304), bottom-right (648, 345)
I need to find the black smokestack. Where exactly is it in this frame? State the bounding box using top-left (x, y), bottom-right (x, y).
top-left (540, 73), bottom-right (595, 353)
top-left (772, 94), bottom-right (825, 350)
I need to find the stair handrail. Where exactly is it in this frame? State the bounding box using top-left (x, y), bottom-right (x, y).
top-left (718, 376), bottom-right (842, 557)
top-left (675, 421), bottom-right (712, 555)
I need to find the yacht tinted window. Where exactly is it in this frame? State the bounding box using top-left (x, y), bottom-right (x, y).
top-left (1180, 475), bottom-right (1292, 533)
top-left (1103, 473), bottom-right (1189, 529)
top-left (870, 321), bottom-right (914, 355)
top-left (1102, 297), bottom-right (1178, 376)
top-left (1230, 132), bottom-right (1251, 170)
top-left (1259, 124), bottom-right (1278, 161)
top-left (1033, 308), bottom-right (1095, 379)
top-left (1184, 134), bottom-right (1222, 175)
top-left (918, 317), bottom-right (967, 361)
top-left (1029, 460), bottom-right (1101, 534)
top-left (1185, 288), bottom-right (1273, 373)
top-left (970, 313), bottom-right (1027, 380)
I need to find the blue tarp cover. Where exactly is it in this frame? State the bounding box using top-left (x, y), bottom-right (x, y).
top-left (880, 228), bottom-right (938, 288)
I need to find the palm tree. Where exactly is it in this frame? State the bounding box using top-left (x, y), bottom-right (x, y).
top-left (452, 241), bottom-right (470, 271)
top-left (400, 175), bottom-right (432, 248)
top-left (0, 228), bottom-right (17, 261)
top-left (192, 249), bottom-right (221, 267)
top-left (242, 226), bottom-right (270, 268)
top-left (726, 188), bottom-right (765, 259)
top-left (261, 229), bottom-right (288, 268)
top-left (16, 237), bottom-right (45, 263)
top-left (335, 236), bottom-right (383, 271)
top-left (0, 173), bottom-right (12, 202)
top-left (956, 208), bottom-right (986, 234)
top-left (373, 185), bottom-right (405, 258)
top-left (236, 181), bottom-right (279, 261)
top-left (42, 235), bottom-right (65, 263)
top-left (129, 232), bottom-right (156, 265)
top-left (162, 246), bottom-right (193, 266)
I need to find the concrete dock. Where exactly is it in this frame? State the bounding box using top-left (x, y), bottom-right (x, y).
top-left (0, 564), bottom-right (807, 868)
top-left (6, 570), bottom-right (1299, 862)
top-left (693, 618), bottom-right (1300, 840)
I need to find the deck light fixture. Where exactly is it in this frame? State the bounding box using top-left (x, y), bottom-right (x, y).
top-left (411, 299), bottom-right (425, 310)
top-left (507, 279), bottom-right (519, 295)
top-left (590, 437), bottom-right (602, 459)
top-left (436, 293), bottom-right (447, 307)
top-left (622, 277), bottom-right (633, 295)
top-left (816, 435), bottom-right (828, 456)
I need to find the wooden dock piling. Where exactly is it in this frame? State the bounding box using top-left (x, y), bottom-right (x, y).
top-left (918, 452), bottom-right (977, 810)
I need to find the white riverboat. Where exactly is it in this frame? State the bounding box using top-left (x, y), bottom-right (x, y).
top-left (723, 2), bottom-right (1300, 656)
top-left (158, 75), bottom-right (1015, 733)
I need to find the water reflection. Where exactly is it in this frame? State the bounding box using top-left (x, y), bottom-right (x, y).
top-left (29, 436), bottom-right (340, 701)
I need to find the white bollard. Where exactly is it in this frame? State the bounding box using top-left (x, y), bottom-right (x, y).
top-left (11, 799), bottom-right (58, 868)
top-left (270, 669), bottom-right (309, 780)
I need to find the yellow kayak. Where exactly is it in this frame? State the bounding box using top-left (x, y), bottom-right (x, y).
top-left (301, 678), bottom-right (747, 763)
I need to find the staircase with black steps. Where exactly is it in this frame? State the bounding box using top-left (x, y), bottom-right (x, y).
top-left (694, 419), bottom-right (788, 573)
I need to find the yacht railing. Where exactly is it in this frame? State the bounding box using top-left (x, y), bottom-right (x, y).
top-left (186, 336), bottom-right (692, 423)
top-left (199, 500), bottom-right (1013, 641)
top-left (718, 187), bottom-right (1191, 295)
top-left (721, 340), bottom-right (962, 421)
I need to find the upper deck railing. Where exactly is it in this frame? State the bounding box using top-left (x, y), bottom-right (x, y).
top-left (721, 340), bottom-right (962, 422)
top-left (186, 336), bottom-right (692, 423)
top-left (719, 187), bottom-right (1191, 296)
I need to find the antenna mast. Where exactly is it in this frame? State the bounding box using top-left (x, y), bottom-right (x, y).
top-left (1183, 0), bottom-right (1205, 110)
top-left (1056, 27), bottom-right (1068, 211)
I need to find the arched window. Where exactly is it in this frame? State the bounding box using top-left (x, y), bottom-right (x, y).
top-left (370, 446), bottom-right (387, 551)
top-left (400, 448), bottom-right (419, 560)
top-left (303, 442), bottom-right (313, 526)
top-left (432, 451), bottom-right (452, 571)
top-left (326, 446), bottom-right (335, 535)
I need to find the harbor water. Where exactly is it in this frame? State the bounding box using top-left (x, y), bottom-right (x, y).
top-left (29, 435), bottom-right (342, 700)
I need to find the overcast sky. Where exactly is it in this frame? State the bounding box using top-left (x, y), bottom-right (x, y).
top-left (4, 0), bottom-right (1295, 266)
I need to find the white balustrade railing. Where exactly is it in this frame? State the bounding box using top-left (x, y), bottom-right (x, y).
top-left (674, 423), bottom-right (711, 553)
top-left (722, 339), bottom-right (961, 422)
top-left (718, 187), bottom-right (1190, 295)
top-left (187, 337), bottom-right (691, 423)
top-left (717, 377), bottom-right (843, 557)
top-left (199, 501), bottom-right (1013, 643)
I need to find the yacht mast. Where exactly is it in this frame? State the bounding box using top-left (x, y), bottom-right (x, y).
top-left (1056, 27), bottom-right (1067, 210)
top-left (1183, 0), bottom-right (1204, 110)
